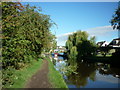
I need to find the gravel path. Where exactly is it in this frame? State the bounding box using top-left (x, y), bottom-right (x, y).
top-left (25, 60), bottom-right (52, 88)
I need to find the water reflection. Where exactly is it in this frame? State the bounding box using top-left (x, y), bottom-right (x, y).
top-left (66, 62), bottom-right (97, 88)
top-left (96, 63), bottom-right (120, 78)
top-left (51, 56), bottom-right (120, 88)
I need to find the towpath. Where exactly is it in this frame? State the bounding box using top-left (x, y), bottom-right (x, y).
top-left (25, 60), bottom-right (52, 88)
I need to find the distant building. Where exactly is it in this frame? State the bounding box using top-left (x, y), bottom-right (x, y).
top-left (108, 38), bottom-right (120, 47)
top-left (57, 46), bottom-right (66, 52)
top-left (101, 42), bottom-right (109, 47)
top-left (97, 41), bottom-right (109, 47)
top-left (54, 49), bottom-right (59, 52)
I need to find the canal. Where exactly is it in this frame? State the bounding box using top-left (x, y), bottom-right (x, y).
top-left (51, 55), bottom-right (120, 88)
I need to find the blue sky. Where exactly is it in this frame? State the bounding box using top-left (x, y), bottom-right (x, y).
top-left (22, 2), bottom-right (118, 46)
top-left (20, 0), bottom-right (119, 2)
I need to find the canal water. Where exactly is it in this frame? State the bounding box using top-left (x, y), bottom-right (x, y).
top-left (51, 55), bottom-right (120, 88)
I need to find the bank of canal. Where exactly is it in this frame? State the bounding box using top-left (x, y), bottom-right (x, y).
top-left (51, 55), bottom-right (120, 88)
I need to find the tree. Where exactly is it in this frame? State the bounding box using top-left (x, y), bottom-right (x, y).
top-left (2, 2), bottom-right (25, 69)
top-left (110, 1), bottom-right (120, 62)
top-left (2, 2), bottom-right (56, 69)
top-left (2, 2), bottom-right (57, 87)
top-left (111, 1), bottom-right (120, 38)
top-left (69, 46), bottom-right (78, 62)
top-left (65, 30), bottom-right (97, 61)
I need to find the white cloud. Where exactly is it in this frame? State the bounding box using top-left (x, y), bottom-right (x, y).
top-left (86, 26), bottom-right (114, 36)
top-left (57, 25), bottom-right (118, 46)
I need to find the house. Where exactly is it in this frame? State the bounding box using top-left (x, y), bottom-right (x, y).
top-left (57, 46), bottom-right (66, 52)
top-left (108, 38), bottom-right (120, 47)
top-left (101, 42), bottom-right (109, 47)
top-left (97, 41), bottom-right (109, 47)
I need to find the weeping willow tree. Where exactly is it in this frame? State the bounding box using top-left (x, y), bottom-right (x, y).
top-left (69, 46), bottom-right (78, 63)
top-left (66, 30), bottom-right (97, 61)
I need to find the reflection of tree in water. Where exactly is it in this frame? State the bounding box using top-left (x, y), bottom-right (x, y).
top-left (98, 64), bottom-right (120, 78)
top-left (66, 62), bottom-right (97, 88)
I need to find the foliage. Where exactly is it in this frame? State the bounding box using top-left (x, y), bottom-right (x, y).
top-left (65, 30), bottom-right (97, 62)
top-left (3, 58), bottom-right (43, 88)
top-left (111, 1), bottom-right (120, 30)
top-left (2, 2), bottom-right (56, 69)
top-left (2, 2), bottom-right (56, 87)
top-left (111, 1), bottom-right (120, 37)
top-left (2, 68), bottom-right (15, 87)
top-left (64, 63), bottom-right (78, 76)
top-left (69, 46), bottom-right (78, 62)
top-left (99, 47), bottom-right (110, 57)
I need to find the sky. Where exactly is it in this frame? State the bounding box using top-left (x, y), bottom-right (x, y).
top-left (21, 2), bottom-right (119, 46)
top-left (15, 0), bottom-right (119, 2)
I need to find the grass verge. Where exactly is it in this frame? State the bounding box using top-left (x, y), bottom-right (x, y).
top-left (5, 58), bottom-right (43, 88)
top-left (47, 57), bottom-right (68, 88)
top-left (96, 54), bottom-right (112, 57)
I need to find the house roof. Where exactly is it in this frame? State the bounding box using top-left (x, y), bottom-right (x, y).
top-left (97, 41), bottom-right (106, 46)
top-left (109, 38), bottom-right (120, 46)
top-left (113, 38), bottom-right (120, 40)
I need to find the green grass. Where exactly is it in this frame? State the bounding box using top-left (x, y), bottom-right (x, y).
top-left (3, 57), bottom-right (68, 88)
top-left (5, 58), bottom-right (43, 88)
top-left (96, 54), bottom-right (112, 57)
top-left (47, 57), bottom-right (68, 88)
